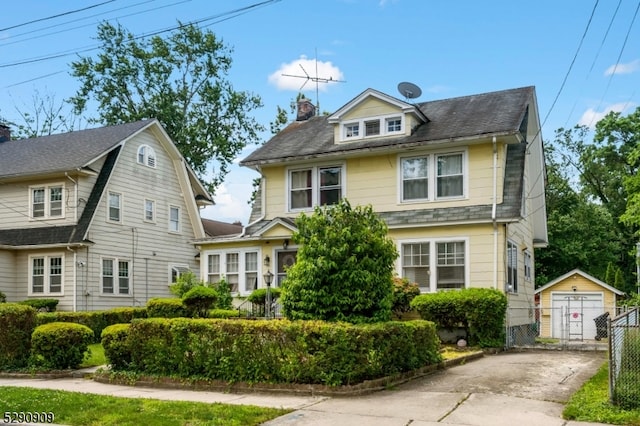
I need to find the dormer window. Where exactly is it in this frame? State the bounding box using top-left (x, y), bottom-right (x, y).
top-left (137, 145), bottom-right (156, 168)
top-left (365, 120), bottom-right (380, 136)
top-left (340, 115), bottom-right (403, 142)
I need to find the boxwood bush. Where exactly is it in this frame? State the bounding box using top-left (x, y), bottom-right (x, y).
top-left (0, 303), bottom-right (37, 369)
top-left (36, 307), bottom-right (147, 343)
top-left (19, 298), bottom-right (59, 312)
top-left (31, 322), bottom-right (94, 370)
top-left (182, 286), bottom-right (217, 318)
top-left (102, 318), bottom-right (440, 386)
top-left (411, 288), bottom-right (507, 347)
top-left (146, 298), bottom-right (187, 318)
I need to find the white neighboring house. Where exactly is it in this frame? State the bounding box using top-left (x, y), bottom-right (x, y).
top-left (0, 119), bottom-right (213, 311)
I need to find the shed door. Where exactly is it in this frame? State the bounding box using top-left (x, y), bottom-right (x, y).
top-left (551, 293), bottom-right (604, 340)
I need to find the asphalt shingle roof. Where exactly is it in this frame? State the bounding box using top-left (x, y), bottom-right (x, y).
top-left (0, 119), bottom-right (155, 179)
top-left (241, 86), bottom-right (534, 166)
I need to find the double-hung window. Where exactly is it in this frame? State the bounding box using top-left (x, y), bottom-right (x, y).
top-left (507, 241), bottom-right (518, 292)
top-left (436, 153), bottom-right (463, 198)
top-left (102, 258), bottom-right (130, 295)
top-left (31, 185), bottom-right (64, 219)
top-left (400, 151), bottom-right (465, 202)
top-left (436, 242), bottom-right (465, 290)
top-left (169, 205), bottom-right (180, 232)
top-left (400, 240), bottom-right (467, 292)
top-left (288, 165), bottom-right (344, 211)
top-left (206, 250), bottom-right (259, 294)
top-left (108, 192), bottom-right (122, 223)
top-left (30, 255), bottom-right (64, 295)
top-left (144, 199), bottom-right (155, 222)
top-left (341, 116), bottom-right (402, 141)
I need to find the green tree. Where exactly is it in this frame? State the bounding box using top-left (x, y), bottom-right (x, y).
top-left (281, 199), bottom-right (398, 323)
top-left (534, 145), bottom-right (622, 287)
top-left (70, 21), bottom-right (264, 192)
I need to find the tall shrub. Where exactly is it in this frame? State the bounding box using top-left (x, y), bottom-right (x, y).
top-left (0, 303), bottom-right (36, 369)
top-left (30, 322), bottom-right (94, 370)
top-left (282, 199), bottom-right (398, 323)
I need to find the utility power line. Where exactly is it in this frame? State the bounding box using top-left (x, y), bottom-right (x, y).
top-left (0, 0), bottom-right (116, 32)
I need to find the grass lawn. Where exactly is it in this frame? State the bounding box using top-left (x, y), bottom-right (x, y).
top-left (563, 362), bottom-right (640, 425)
top-left (0, 386), bottom-right (290, 426)
top-left (80, 343), bottom-right (106, 368)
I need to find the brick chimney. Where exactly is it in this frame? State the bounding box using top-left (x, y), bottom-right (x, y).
top-left (296, 99), bottom-right (316, 121)
top-left (0, 124), bottom-right (10, 142)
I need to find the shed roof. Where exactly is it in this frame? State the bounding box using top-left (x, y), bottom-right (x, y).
top-left (535, 269), bottom-right (626, 296)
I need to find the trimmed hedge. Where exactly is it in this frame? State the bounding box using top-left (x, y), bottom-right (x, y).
top-left (36, 307), bottom-right (147, 343)
top-left (146, 298), bottom-right (187, 318)
top-left (0, 303), bottom-right (37, 369)
top-left (411, 288), bottom-right (507, 347)
top-left (31, 322), bottom-right (94, 370)
top-left (209, 309), bottom-right (241, 319)
top-left (19, 298), bottom-right (59, 312)
top-left (102, 318), bottom-right (441, 386)
top-left (182, 286), bottom-right (217, 318)
top-left (247, 288), bottom-right (282, 304)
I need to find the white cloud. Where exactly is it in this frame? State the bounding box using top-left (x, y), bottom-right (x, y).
top-left (604, 59), bottom-right (640, 76)
top-left (578, 102), bottom-right (636, 128)
top-left (268, 56), bottom-right (345, 92)
top-left (201, 179), bottom-right (255, 225)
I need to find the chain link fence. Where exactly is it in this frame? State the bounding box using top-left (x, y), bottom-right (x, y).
top-left (609, 307), bottom-right (640, 409)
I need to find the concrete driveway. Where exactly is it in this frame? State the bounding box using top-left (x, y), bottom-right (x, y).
top-left (263, 350), bottom-right (609, 426)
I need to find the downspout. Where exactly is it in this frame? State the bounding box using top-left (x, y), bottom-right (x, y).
top-left (67, 246), bottom-right (77, 312)
top-left (492, 136), bottom-right (498, 290)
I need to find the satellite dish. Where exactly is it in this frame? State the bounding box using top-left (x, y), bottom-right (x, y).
top-left (397, 82), bottom-right (422, 100)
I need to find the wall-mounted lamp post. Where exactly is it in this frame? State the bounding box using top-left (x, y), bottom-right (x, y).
top-left (263, 270), bottom-right (274, 318)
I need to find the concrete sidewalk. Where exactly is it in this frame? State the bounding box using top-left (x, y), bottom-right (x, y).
top-left (0, 351), bottom-right (612, 426)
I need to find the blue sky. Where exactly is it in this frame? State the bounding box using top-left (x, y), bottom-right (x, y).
top-left (1, 0), bottom-right (639, 224)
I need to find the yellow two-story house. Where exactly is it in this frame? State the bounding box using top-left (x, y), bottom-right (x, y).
top-left (196, 86), bottom-right (548, 334)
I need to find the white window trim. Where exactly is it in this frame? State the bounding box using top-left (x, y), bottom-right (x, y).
top-left (137, 144), bottom-right (157, 168)
top-left (107, 191), bottom-right (123, 224)
top-left (100, 257), bottom-right (131, 296)
top-left (169, 263), bottom-right (190, 284)
top-left (28, 253), bottom-right (65, 296)
top-left (397, 237), bottom-right (469, 293)
top-left (524, 249), bottom-right (532, 282)
top-left (340, 113), bottom-right (404, 142)
top-left (168, 204), bottom-right (181, 233)
top-left (202, 248), bottom-right (261, 296)
top-left (144, 199), bottom-right (156, 223)
top-left (29, 183), bottom-right (65, 220)
top-left (398, 149), bottom-right (468, 204)
top-left (285, 163), bottom-right (346, 212)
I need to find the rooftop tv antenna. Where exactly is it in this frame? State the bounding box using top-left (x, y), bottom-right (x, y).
top-left (281, 51), bottom-right (345, 112)
top-left (397, 81), bottom-right (422, 101)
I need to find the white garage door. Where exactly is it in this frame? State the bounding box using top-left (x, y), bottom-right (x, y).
top-left (551, 293), bottom-right (604, 340)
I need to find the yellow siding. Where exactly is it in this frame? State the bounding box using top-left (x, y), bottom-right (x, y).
top-left (341, 97), bottom-right (400, 121)
top-left (261, 224), bottom-right (295, 239)
top-left (262, 141), bottom-right (508, 219)
top-left (538, 273), bottom-right (619, 338)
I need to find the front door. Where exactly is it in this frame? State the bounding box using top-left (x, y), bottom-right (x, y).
top-left (276, 250), bottom-right (297, 286)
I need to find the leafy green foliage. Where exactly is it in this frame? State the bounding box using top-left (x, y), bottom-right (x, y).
top-left (0, 303), bottom-right (37, 369)
top-left (209, 309), bottom-right (241, 319)
top-left (282, 199), bottom-right (398, 323)
top-left (36, 308), bottom-right (147, 343)
top-left (210, 277), bottom-right (233, 310)
top-left (169, 271), bottom-right (202, 298)
top-left (30, 322), bottom-right (94, 370)
top-left (0, 291), bottom-right (6, 303)
top-left (103, 317), bottom-right (440, 386)
top-left (411, 288), bottom-right (507, 347)
top-left (391, 277), bottom-right (421, 319)
top-left (614, 328), bottom-right (640, 409)
top-left (247, 288), bottom-right (282, 304)
top-left (101, 324), bottom-right (133, 370)
top-left (182, 286), bottom-right (218, 318)
top-left (146, 298), bottom-right (187, 318)
top-left (70, 22), bottom-right (264, 192)
top-left (19, 298), bottom-right (59, 312)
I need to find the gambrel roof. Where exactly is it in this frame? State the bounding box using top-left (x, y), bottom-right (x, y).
top-left (0, 119), bottom-right (212, 248)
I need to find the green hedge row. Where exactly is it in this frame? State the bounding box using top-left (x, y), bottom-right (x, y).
top-left (0, 303), bottom-right (37, 369)
top-left (102, 318), bottom-right (441, 386)
top-left (37, 307), bottom-right (147, 343)
top-left (411, 288), bottom-right (507, 347)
